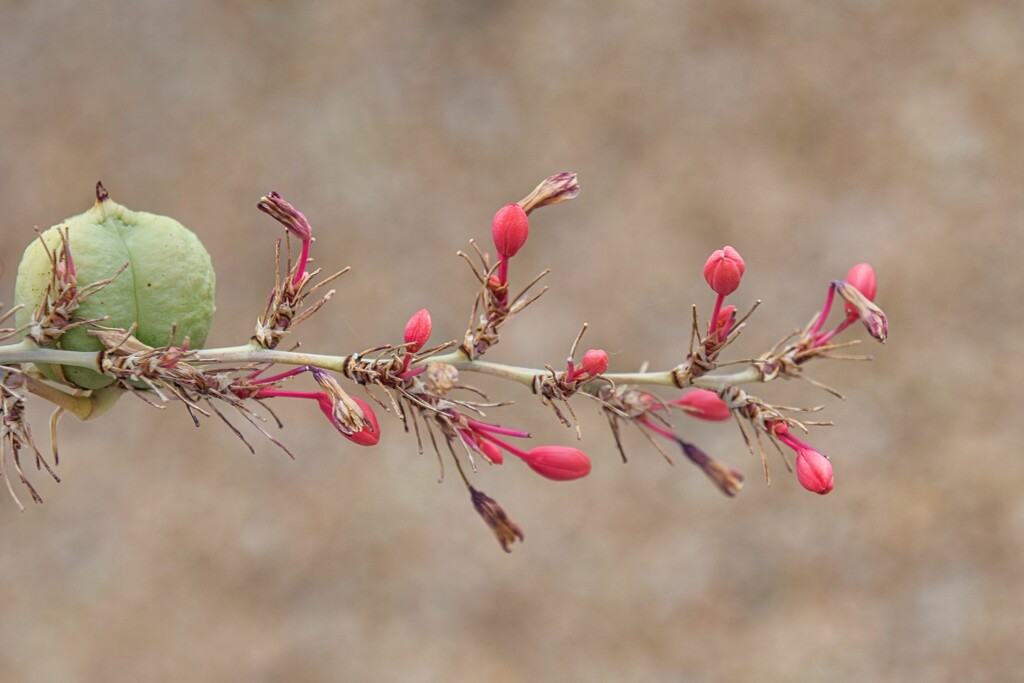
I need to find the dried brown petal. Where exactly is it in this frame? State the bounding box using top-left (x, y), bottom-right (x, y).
top-left (470, 486), bottom-right (524, 552)
top-left (835, 281), bottom-right (888, 342)
top-left (517, 172), bottom-right (580, 215)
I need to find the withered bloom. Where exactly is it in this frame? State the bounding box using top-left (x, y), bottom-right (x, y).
top-left (470, 486), bottom-right (524, 552)
top-left (834, 280), bottom-right (888, 342)
top-left (257, 191), bottom-right (312, 241)
top-left (310, 368), bottom-right (367, 435)
top-left (517, 172), bottom-right (580, 215)
top-left (680, 441), bottom-right (744, 497)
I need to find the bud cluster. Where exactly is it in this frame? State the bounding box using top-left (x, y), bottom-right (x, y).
top-left (0, 173), bottom-right (887, 551)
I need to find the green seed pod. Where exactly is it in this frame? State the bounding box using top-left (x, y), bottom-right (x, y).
top-left (14, 185), bottom-right (216, 389)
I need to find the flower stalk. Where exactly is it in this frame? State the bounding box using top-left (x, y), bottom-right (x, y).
top-left (0, 174), bottom-right (887, 551)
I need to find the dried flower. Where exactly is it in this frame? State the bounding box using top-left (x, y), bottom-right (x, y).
top-left (317, 394), bottom-right (380, 446)
top-left (835, 280), bottom-right (888, 342)
top-left (679, 440), bottom-right (744, 497)
top-left (311, 368), bottom-right (373, 436)
top-left (470, 486), bottom-right (524, 552)
top-left (703, 246), bottom-right (745, 296)
top-left (517, 172), bottom-right (581, 214)
top-left (257, 191), bottom-right (312, 241)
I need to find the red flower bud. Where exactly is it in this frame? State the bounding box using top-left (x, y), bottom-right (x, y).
top-left (492, 203), bottom-right (529, 259)
top-left (703, 246), bottom-right (745, 296)
top-left (521, 446), bottom-right (591, 481)
top-left (671, 389), bottom-right (731, 421)
top-left (580, 348), bottom-right (609, 377)
top-left (844, 263), bottom-right (877, 316)
top-left (711, 304), bottom-right (737, 341)
top-left (403, 308), bottom-right (432, 353)
top-left (479, 439), bottom-right (504, 465)
top-left (795, 448), bottom-right (834, 495)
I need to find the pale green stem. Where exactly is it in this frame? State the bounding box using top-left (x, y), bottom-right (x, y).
top-left (0, 341), bottom-right (767, 393)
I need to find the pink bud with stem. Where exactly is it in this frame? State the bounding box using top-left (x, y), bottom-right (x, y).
top-left (492, 203), bottom-right (529, 260)
top-left (671, 389), bottom-right (731, 421)
top-left (795, 448), bottom-right (834, 495)
top-left (520, 446), bottom-right (591, 481)
top-left (771, 421), bottom-right (834, 495)
top-left (703, 246), bottom-right (745, 297)
top-left (403, 308), bottom-right (432, 353)
top-left (474, 431), bottom-right (590, 481)
top-left (579, 348), bottom-right (609, 377)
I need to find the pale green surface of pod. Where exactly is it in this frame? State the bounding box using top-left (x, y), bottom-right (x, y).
top-left (14, 194), bottom-right (216, 389)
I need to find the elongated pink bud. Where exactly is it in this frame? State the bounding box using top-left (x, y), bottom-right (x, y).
top-left (492, 203), bottom-right (529, 259)
top-left (844, 263), bottom-right (877, 316)
top-left (795, 448), bottom-right (834, 494)
top-left (521, 446), bottom-right (591, 481)
top-left (671, 389), bottom-right (730, 421)
top-left (580, 348), bottom-right (609, 377)
top-left (403, 308), bottom-right (432, 353)
top-left (703, 246), bottom-right (745, 296)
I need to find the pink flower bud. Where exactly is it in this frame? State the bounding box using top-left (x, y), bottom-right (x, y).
top-left (845, 263), bottom-right (877, 301)
top-left (521, 446), bottom-right (591, 481)
top-left (711, 304), bottom-right (736, 341)
top-left (479, 439), bottom-right (504, 465)
top-left (671, 389), bottom-right (731, 421)
top-left (580, 348), bottom-right (609, 377)
top-left (703, 246), bottom-right (745, 296)
top-left (403, 308), bottom-right (432, 353)
top-left (795, 448), bottom-right (834, 495)
top-left (844, 263), bottom-right (877, 316)
top-left (492, 203), bottom-right (529, 259)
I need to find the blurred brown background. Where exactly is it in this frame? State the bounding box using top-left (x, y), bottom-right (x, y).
top-left (1, 2), bottom-right (1022, 681)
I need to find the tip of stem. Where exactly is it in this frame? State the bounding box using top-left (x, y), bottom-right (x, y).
top-left (95, 181), bottom-right (109, 203)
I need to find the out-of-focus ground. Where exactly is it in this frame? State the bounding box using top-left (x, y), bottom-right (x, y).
top-left (1, 2), bottom-right (1022, 681)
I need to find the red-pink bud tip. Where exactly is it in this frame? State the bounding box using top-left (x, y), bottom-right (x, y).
top-left (521, 446), bottom-right (591, 481)
top-left (492, 203), bottom-right (530, 259)
top-left (580, 348), bottom-right (609, 377)
top-left (703, 246), bottom-right (746, 296)
top-left (671, 389), bottom-right (731, 421)
top-left (844, 263), bottom-right (877, 316)
top-left (403, 308), bottom-right (432, 353)
top-left (795, 448), bottom-right (834, 495)
top-left (480, 440), bottom-right (504, 465)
